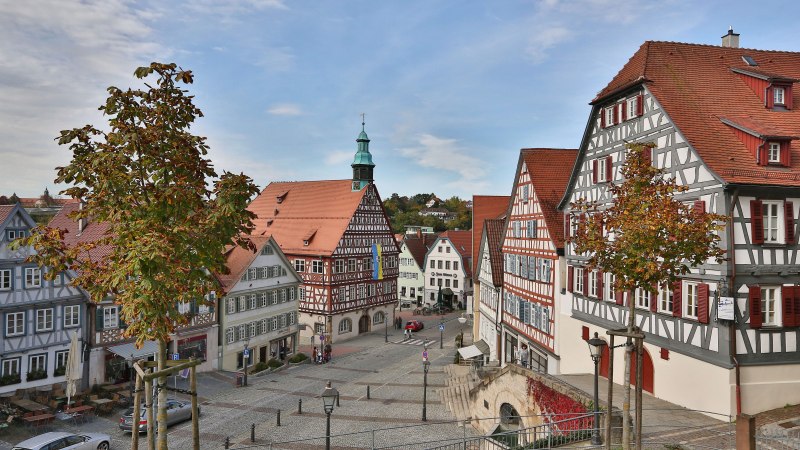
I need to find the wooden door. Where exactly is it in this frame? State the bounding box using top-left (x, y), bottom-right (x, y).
top-left (358, 315), bottom-right (370, 334)
top-left (629, 347), bottom-right (654, 393)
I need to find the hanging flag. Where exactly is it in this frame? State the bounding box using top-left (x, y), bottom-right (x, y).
top-left (372, 243), bottom-right (383, 280)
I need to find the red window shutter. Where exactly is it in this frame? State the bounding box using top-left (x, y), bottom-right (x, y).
top-left (636, 94), bottom-right (644, 116)
top-left (568, 266), bottom-right (574, 293)
top-left (751, 200), bottom-right (764, 244)
top-left (583, 269), bottom-right (589, 295)
top-left (782, 287), bottom-right (795, 327)
top-left (597, 271), bottom-right (605, 299)
top-left (779, 141), bottom-right (791, 166)
top-left (749, 285), bottom-right (762, 329)
top-left (758, 144), bottom-right (768, 166)
top-left (672, 281), bottom-right (682, 318)
top-left (642, 146), bottom-right (652, 166)
top-left (766, 86), bottom-right (775, 109)
top-left (794, 286), bottom-right (800, 328)
top-left (582, 326), bottom-right (590, 341)
top-left (660, 348), bottom-right (669, 360)
top-left (612, 105), bottom-right (618, 125)
top-left (620, 102), bottom-right (627, 121)
top-left (600, 109), bottom-right (606, 128)
top-left (605, 156), bottom-right (613, 181)
top-left (615, 290), bottom-right (624, 305)
top-left (693, 200), bottom-right (706, 215)
top-left (649, 284), bottom-right (658, 313)
top-left (697, 283), bottom-right (710, 324)
top-left (785, 201), bottom-right (795, 244)
top-left (592, 159), bottom-right (598, 184)
top-left (786, 86), bottom-right (794, 110)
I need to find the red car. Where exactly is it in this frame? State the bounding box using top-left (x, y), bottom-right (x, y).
top-left (405, 320), bottom-right (424, 331)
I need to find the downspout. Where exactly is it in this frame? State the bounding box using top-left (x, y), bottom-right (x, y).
top-left (727, 187), bottom-right (741, 415)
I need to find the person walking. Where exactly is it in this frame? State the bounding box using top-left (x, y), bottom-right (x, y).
top-left (312, 346), bottom-right (318, 364)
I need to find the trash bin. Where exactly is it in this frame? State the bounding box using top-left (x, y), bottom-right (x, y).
top-left (234, 372), bottom-right (245, 387)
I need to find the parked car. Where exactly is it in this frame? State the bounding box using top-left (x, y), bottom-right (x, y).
top-left (119, 398), bottom-right (199, 433)
top-left (12, 431), bottom-right (110, 450)
top-left (405, 320), bottom-right (424, 331)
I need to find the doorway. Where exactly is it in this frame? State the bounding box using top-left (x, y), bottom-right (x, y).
top-left (629, 347), bottom-right (654, 393)
top-left (358, 315), bottom-right (370, 334)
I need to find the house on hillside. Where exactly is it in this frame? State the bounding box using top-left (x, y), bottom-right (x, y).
top-left (397, 232), bottom-right (438, 308)
top-left (559, 31), bottom-right (800, 416)
top-left (246, 124), bottom-right (399, 343)
top-left (424, 230), bottom-right (472, 310)
top-left (216, 236), bottom-right (302, 371)
top-left (0, 203), bottom-right (87, 395)
top-left (502, 148), bottom-right (576, 374)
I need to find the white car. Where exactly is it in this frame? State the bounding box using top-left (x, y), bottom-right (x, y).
top-left (12, 431), bottom-right (110, 450)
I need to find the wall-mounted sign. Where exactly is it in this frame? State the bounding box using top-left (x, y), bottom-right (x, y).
top-left (430, 272), bottom-right (457, 277)
top-left (718, 296), bottom-right (735, 321)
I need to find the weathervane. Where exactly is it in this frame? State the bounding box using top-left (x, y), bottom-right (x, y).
top-left (361, 112), bottom-right (365, 130)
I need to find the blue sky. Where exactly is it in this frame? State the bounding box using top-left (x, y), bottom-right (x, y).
top-left (3, 0), bottom-right (800, 200)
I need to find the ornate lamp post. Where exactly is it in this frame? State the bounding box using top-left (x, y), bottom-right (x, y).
top-left (321, 381), bottom-right (338, 450)
top-left (587, 332), bottom-right (607, 446)
top-left (242, 339), bottom-right (250, 387)
top-left (384, 313), bottom-right (388, 343)
top-left (422, 352), bottom-right (430, 421)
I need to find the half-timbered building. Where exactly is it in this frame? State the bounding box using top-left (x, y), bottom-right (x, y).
top-left (398, 232), bottom-right (437, 308)
top-left (477, 218), bottom-right (506, 364)
top-left (48, 203), bottom-right (219, 385)
top-left (559, 33), bottom-right (800, 416)
top-left (246, 125), bottom-right (399, 343)
top-left (216, 236), bottom-right (302, 371)
top-left (423, 230), bottom-right (472, 309)
top-left (471, 195), bottom-right (510, 340)
top-left (501, 148), bottom-right (577, 374)
top-left (0, 203), bottom-right (86, 394)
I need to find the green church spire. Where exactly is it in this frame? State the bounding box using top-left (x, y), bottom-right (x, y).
top-left (351, 114), bottom-right (375, 191)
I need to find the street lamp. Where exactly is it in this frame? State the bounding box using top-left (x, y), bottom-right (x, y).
top-left (242, 339), bottom-right (250, 387)
top-left (587, 332), bottom-right (607, 446)
top-left (384, 312), bottom-right (388, 343)
top-left (422, 358), bottom-right (430, 421)
top-left (321, 381), bottom-right (338, 450)
top-left (439, 321), bottom-right (444, 349)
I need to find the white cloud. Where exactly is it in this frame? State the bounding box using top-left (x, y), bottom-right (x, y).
top-left (399, 134), bottom-right (486, 181)
top-left (525, 26), bottom-right (572, 63)
top-left (324, 151), bottom-right (353, 166)
top-left (267, 103), bottom-right (303, 116)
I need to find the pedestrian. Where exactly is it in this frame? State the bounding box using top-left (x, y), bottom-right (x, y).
top-left (312, 346), bottom-right (318, 364)
top-left (324, 343), bottom-right (332, 362)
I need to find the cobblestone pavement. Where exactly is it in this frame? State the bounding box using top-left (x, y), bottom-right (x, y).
top-left (0, 312), bottom-right (473, 450)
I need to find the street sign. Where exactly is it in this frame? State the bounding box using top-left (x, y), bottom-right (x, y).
top-left (320, 334), bottom-right (326, 342)
top-left (422, 350), bottom-right (428, 361)
top-left (172, 353), bottom-right (180, 361)
top-left (243, 349), bottom-right (250, 358)
top-left (439, 323), bottom-right (445, 332)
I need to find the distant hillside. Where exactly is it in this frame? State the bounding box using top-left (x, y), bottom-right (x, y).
top-left (382, 193), bottom-right (471, 233)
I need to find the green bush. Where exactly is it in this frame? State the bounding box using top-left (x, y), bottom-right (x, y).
top-left (249, 361), bottom-right (270, 374)
top-left (267, 358), bottom-right (283, 369)
top-left (289, 353), bottom-right (307, 363)
top-left (54, 365), bottom-right (66, 377)
top-left (26, 369), bottom-right (47, 382)
top-left (0, 374), bottom-right (21, 386)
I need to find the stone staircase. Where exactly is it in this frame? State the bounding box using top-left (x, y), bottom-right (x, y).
top-left (438, 364), bottom-right (479, 425)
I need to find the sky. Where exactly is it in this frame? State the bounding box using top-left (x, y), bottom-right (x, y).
top-left (3, 0), bottom-right (800, 201)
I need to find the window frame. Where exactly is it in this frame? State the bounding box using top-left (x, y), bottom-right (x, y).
top-left (575, 268), bottom-right (585, 294)
top-left (762, 200), bottom-right (784, 244)
top-left (774, 86), bottom-right (786, 106)
top-left (588, 271), bottom-right (598, 298)
top-left (311, 260), bottom-right (324, 274)
top-left (0, 269), bottom-right (11, 290)
top-left (761, 286), bottom-right (781, 326)
top-left (635, 288), bottom-right (650, 309)
top-left (657, 283), bottom-right (673, 314)
top-left (103, 306), bottom-right (119, 329)
top-left (35, 308), bottom-right (54, 332)
top-left (1, 357), bottom-right (20, 377)
top-left (5, 311), bottom-right (25, 337)
top-left (627, 96), bottom-right (638, 119)
top-left (768, 142), bottom-right (781, 163)
top-left (604, 106), bottom-right (614, 127)
top-left (24, 267), bottom-right (41, 288)
top-left (338, 318), bottom-right (352, 334)
top-left (683, 282), bottom-right (699, 319)
top-left (28, 353), bottom-right (47, 373)
top-left (597, 157), bottom-right (609, 183)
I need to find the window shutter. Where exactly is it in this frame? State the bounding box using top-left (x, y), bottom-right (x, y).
top-left (649, 284), bottom-right (658, 313)
top-left (697, 283), bottom-right (709, 324)
top-left (785, 201), bottom-right (795, 244)
top-left (794, 286), bottom-right (800, 328)
top-left (605, 156), bottom-right (613, 181)
top-left (636, 94), bottom-right (644, 116)
top-left (660, 348), bottom-right (669, 360)
top-left (786, 86), bottom-right (794, 110)
top-left (748, 285), bottom-right (762, 329)
top-left (600, 109), bottom-right (606, 128)
top-left (766, 86), bottom-right (775, 109)
top-left (750, 200), bottom-right (764, 244)
top-left (582, 326), bottom-right (589, 341)
top-left (758, 144), bottom-right (769, 166)
top-left (615, 290), bottom-right (624, 305)
top-left (672, 281), bottom-right (682, 318)
top-left (621, 101), bottom-right (627, 121)
top-left (592, 159), bottom-right (598, 183)
top-left (613, 104), bottom-right (619, 124)
top-left (119, 314), bottom-right (127, 329)
top-left (642, 146), bottom-right (652, 166)
top-left (597, 271), bottom-right (604, 300)
top-left (780, 141), bottom-right (791, 166)
top-left (582, 269), bottom-right (589, 294)
top-left (693, 200), bottom-right (706, 214)
top-left (568, 266), bottom-right (574, 293)
top-left (95, 307), bottom-right (104, 331)
top-left (782, 286), bottom-right (795, 327)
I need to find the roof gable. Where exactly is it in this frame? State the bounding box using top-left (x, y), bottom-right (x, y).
top-left (0, 204), bottom-right (37, 232)
top-left (216, 236), bottom-right (302, 293)
top-left (471, 195), bottom-right (510, 277)
top-left (479, 218), bottom-right (506, 287)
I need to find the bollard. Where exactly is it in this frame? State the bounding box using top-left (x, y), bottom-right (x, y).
top-left (336, 393), bottom-right (340, 407)
top-left (224, 436), bottom-right (230, 449)
top-left (251, 423), bottom-right (255, 442)
top-left (298, 398), bottom-right (302, 414)
top-left (276, 409), bottom-right (281, 426)
top-left (367, 385), bottom-right (370, 399)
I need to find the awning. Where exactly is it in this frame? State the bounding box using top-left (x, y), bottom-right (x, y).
top-left (458, 345), bottom-right (484, 360)
top-left (106, 340), bottom-right (159, 359)
top-left (474, 339), bottom-right (490, 355)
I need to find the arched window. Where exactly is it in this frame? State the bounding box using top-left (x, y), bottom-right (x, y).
top-left (338, 318), bottom-right (352, 334)
top-left (373, 312), bottom-right (385, 324)
top-left (500, 403), bottom-right (521, 426)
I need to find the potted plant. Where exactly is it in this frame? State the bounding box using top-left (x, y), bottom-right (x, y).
top-left (0, 373), bottom-right (21, 386)
top-left (26, 369), bottom-right (47, 382)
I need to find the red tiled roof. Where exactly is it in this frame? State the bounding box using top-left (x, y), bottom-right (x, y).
top-left (216, 236), bottom-right (271, 293)
top-left (47, 202), bottom-right (113, 262)
top-left (521, 148), bottom-right (578, 248)
top-left (595, 41), bottom-right (800, 187)
top-left (248, 180), bottom-right (367, 256)
top-left (471, 195), bottom-right (510, 277)
top-left (0, 205), bottom-right (14, 225)
top-left (440, 230), bottom-right (473, 278)
top-left (404, 233), bottom-right (439, 268)
top-left (483, 218), bottom-right (506, 288)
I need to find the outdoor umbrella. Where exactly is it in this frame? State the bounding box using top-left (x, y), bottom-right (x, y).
top-left (437, 286), bottom-right (443, 309)
top-left (65, 330), bottom-right (83, 406)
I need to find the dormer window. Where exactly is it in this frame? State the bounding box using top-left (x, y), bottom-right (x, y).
top-left (774, 87), bottom-right (786, 106)
top-left (768, 142), bottom-right (781, 163)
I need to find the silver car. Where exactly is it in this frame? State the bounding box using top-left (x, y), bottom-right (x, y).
top-left (12, 431), bottom-right (110, 450)
top-left (119, 398), bottom-right (199, 433)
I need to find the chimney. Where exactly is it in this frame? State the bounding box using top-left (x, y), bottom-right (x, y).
top-left (721, 26), bottom-right (739, 48)
top-left (77, 200), bottom-right (87, 234)
top-left (416, 228), bottom-right (422, 238)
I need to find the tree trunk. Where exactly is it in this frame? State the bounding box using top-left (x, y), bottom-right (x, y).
top-left (622, 338), bottom-right (632, 450)
top-left (157, 339), bottom-right (169, 450)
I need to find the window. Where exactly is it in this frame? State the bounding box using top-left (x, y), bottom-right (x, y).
top-left (761, 286), bottom-right (781, 326)
top-left (29, 353), bottom-right (46, 373)
top-left (627, 96), bottom-right (638, 119)
top-left (312, 260), bottom-right (323, 274)
top-left (521, 185), bottom-right (529, 202)
top-left (588, 271), bottom-right (598, 298)
top-left (658, 284), bottom-right (673, 313)
top-left (103, 307), bottom-right (119, 329)
top-left (339, 318), bottom-right (352, 334)
top-left (36, 308), bottom-right (53, 332)
top-left (762, 201), bottom-right (783, 243)
top-left (445, 261), bottom-right (451, 270)
top-left (454, 261), bottom-right (459, 271)
top-left (238, 296), bottom-right (247, 311)
top-left (454, 279), bottom-right (459, 288)
top-left (774, 87), bottom-right (785, 105)
top-left (248, 294), bottom-right (257, 310)
top-left (25, 267), bottom-right (41, 288)
top-left (605, 273), bottom-right (616, 301)
top-left (334, 260), bottom-right (345, 274)
top-left (768, 142), bottom-right (781, 163)
top-left (446, 247), bottom-right (451, 253)
top-left (526, 220), bottom-right (537, 238)
top-left (429, 260), bottom-right (435, 269)
top-left (55, 350), bottom-right (68, 373)
top-left (437, 260), bottom-right (442, 269)
top-left (2, 358), bottom-right (20, 377)
top-left (0, 269), bottom-right (10, 290)
top-left (635, 289), bottom-right (650, 309)
top-left (364, 258), bottom-right (373, 271)
top-left (575, 268), bottom-right (584, 294)
top-left (5, 311), bottom-right (24, 336)
top-left (373, 312), bottom-right (385, 324)
top-left (261, 244), bottom-right (274, 255)
top-left (299, 287), bottom-right (306, 301)
top-left (438, 246), bottom-right (443, 253)
top-left (597, 157), bottom-right (609, 182)
top-left (293, 259), bottom-right (305, 273)
top-left (429, 277), bottom-right (435, 286)
top-left (604, 106), bottom-right (615, 127)
top-left (684, 282), bottom-right (698, 318)
top-left (400, 286), bottom-right (407, 297)
top-left (445, 279), bottom-right (450, 288)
